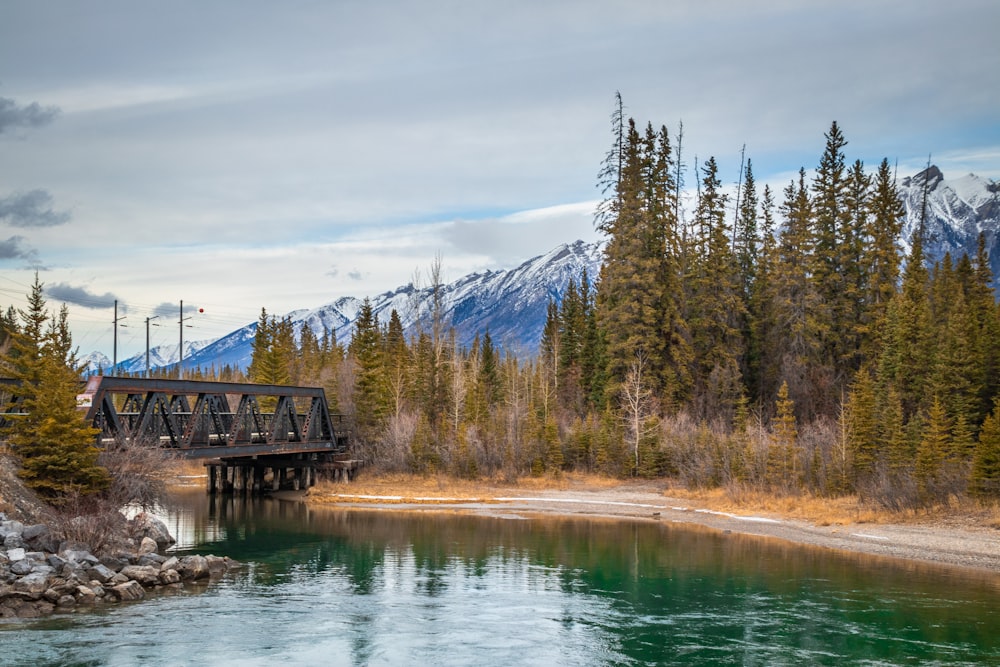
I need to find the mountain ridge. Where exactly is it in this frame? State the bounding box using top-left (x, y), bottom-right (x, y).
top-left (84, 166), bottom-right (999, 375)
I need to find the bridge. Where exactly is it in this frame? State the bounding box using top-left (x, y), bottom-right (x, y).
top-left (3, 376), bottom-right (358, 494)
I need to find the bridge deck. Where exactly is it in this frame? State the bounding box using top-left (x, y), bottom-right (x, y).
top-left (77, 376), bottom-right (351, 460)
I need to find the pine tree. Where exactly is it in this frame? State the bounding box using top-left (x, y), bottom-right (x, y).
top-left (846, 368), bottom-right (879, 486)
top-left (766, 381), bottom-right (798, 490)
top-left (863, 158), bottom-right (905, 354)
top-left (687, 156), bottom-right (746, 420)
top-left (971, 399), bottom-right (1000, 497)
top-left (915, 396), bottom-right (950, 502)
top-left (1, 275), bottom-right (109, 499)
top-left (349, 298), bottom-right (390, 442)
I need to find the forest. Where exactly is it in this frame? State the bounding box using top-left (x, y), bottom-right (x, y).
top-left (236, 107), bottom-right (1000, 509)
top-left (4, 107), bottom-right (1000, 510)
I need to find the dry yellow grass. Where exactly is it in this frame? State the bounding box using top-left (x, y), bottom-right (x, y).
top-left (663, 484), bottom-right (1000, 529)
top-left (309, 471), bottom-right (620, 505)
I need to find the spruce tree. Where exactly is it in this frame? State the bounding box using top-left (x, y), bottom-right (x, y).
top-left (1, 275), bottom-right (109, 499)
top-left (971, 399), bottom-right (1000, 497)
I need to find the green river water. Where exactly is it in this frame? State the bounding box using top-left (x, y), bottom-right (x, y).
top-left (2, 491), bottom-right (999, 666)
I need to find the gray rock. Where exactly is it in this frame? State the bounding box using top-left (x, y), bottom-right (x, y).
top-left (31, 562), bottom-right (54, 574)
top-left (100, 555), bottom-right (128, 572)
top-left (109, 580), bottom-right (145, 601)
top-left (4, 533), bottom-right (24, 549)
top-left (138, 553), bottom-right (166, 567)
top-left (120, 565), bottom-right (160, 586)
top-left (12, 572), bottom-right (50, 600)
top-left (129, 513), bottom-right (176, 548)
top-left (47, 554), bottom-right (66, 569)
top-left (160, 556), bottom-right (179, 572)
top-left (111, 573), bottom-right (128, 585)
top-left (21, 524), bottom-right (48, 542)
top-left (7, 547), bottom-right (25, 562)
top-left (159, 568), bottom-right (181, 585)
top-left (138, 536), bottom-right (159, 555)
top-left (205, 555), bottom-right (228, 576)
top-left (85, 563), bottom-right (117, 584)
top-left (0, 520), bottom-right (24, 538)
top-left (177, 555), bottom-right (209, 580)
top-left (10, 560), bottom-right (32, 576)
top-left (75, 585), bottom-right (97, 604)
top-left (61, 548), bottom-right (99, 565)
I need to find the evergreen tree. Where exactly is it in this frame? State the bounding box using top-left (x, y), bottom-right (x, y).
top-left (1, 275), bottom-right (109, 499)
top-left (349, 298), bottom-right (390, 442)
top-left (687, 156), bottom-right (745, 420)
top-left (863, 158), bottom-right (905, 353)
top-left (971, 399), bottom-right (1000, 497)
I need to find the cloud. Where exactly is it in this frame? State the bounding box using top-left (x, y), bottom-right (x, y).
top-left (347, 269), bottom-right (364, 281)
top-left (0, 235), bottom-right (39, 263)
top-left (0, 190), bottom-right (71, 227)
top-left (152, 301), bottom-right (201, 319)
top-left (0, 97), bottom-right (59, 134)
top-left (46, 282), bottom-right (120, 310)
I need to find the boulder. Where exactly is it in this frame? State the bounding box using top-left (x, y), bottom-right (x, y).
top-left (46, 554), bottom-right (66, 570)
top-left (205, 555), bottom-right (228, 576)
top-left (160, 556), bottom-right (179, 572)
top-left (177, 555), bottom-right (209, 580)
top-left (61, 548), bottom-right (99, 566)
top-left (85, 563), bottom-right (117, 584)
top-left (23, 525), bottom-right (59, 554)
top-left (0, 520), bottom-right (24, 539)
top-left (109, 580), bottom-right (145, 602)
top-left (120, 565), bottom-right (160, 586)
top-left (100, 555), bottom-right (128, 572)
top-left (138, 536), bottom-right (159, 555)
top-left (129, 513), bottom-right (176, 549)
top-left (159, 568), bottom-right (181, 585)
top-left (3, 533), bottom-right (24, 549)
top-left (10, 560), bottom-right (33, 576)
top-left (138, 553), bottom-right (166, 567)
top-left (7, 547), bottom-right (26, 562)
top-left (56, 594), bottom-right (76, 608)
top-left (75, 585), bottom-right (97, 604)
top-left (12, 572), bottom-right (50, 600)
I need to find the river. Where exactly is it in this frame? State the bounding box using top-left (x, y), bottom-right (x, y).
top-left (3, 489), bottom-right (1000, 666)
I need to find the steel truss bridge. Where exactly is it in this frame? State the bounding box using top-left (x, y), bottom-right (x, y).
top-left (2, 376), bottom-right (357, 493)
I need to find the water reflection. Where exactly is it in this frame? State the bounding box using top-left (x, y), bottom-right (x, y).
top-left (3, 490), bottom-right (999, 666)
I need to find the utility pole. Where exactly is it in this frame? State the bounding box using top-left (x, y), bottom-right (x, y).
top-left (179, 300), bottom-right (192, 379)
top-left (145, 315), bottom-right (159, 378)
top-left (112, 300), bottom-right (126, 376)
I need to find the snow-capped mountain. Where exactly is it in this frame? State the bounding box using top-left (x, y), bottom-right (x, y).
top-left (83, 339), bottom-right (216, 376)
top-left (90, 167), bottom-right (1000, 376)
top-left (104, 239), bottom-right (604, 374)
top-left (899, 166), bottom-right (1000, 275)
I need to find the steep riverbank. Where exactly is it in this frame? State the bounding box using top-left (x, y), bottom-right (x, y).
top-left (307, 476), bottom-right (1000, 575)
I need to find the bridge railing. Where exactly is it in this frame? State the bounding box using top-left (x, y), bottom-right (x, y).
top-left (76, 376), bottom-right (352, 459)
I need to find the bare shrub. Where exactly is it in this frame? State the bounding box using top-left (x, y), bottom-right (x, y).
top-left (98, 434), bottom-right (177, 511)
top-left (378, 410), bottom-right (418, 473)
top-left (47, 491), bottom-right (129, 556)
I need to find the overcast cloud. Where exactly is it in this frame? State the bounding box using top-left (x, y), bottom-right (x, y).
top-left (0, 189), bottom-right (70, 228)
top-left (0, 0), bottom-right (997, 359)
top-left (0, 96), bottom-right (59, 133)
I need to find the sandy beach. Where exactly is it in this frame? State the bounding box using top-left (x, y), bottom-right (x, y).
top-left (307, 480), bottom-right (1000, 576)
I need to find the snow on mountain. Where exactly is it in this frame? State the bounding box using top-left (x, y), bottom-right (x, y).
top-left (178, 239), bottom-right (604, 373)
top-left (87, 167), bottom-right (1000, 377)
top-left (899, 166), bottom-right (1000, 276)
top-left (89, 338), bottom-right (217, 376)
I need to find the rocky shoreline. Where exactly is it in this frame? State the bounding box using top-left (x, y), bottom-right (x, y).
top-left (0, 511), bottom-right (237, 620)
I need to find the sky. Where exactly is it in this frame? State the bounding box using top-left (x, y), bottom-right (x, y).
top-left (1, 0), bottom-right (999, 361)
